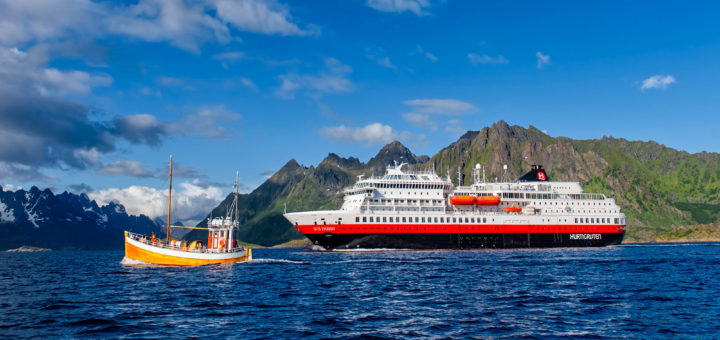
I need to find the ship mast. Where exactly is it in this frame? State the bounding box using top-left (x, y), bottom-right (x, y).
top-left (167, 155), bottom-right (173, 242)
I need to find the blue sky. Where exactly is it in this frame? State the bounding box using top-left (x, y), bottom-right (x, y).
top-left (1, 0), bottom-right (718, 223)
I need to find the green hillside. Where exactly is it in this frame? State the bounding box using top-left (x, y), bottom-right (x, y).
top-left (188, 121), bottom-right (720, 245)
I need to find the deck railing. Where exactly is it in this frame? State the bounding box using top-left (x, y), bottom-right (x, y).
top-left (126, 232), bottom-right (245, 253)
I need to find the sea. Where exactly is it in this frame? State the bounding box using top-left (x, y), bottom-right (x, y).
top-left (1, 243), bottom-right (719, 339)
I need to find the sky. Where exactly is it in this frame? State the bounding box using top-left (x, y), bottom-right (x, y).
top-left (1, 0), bottom-right (719, 224)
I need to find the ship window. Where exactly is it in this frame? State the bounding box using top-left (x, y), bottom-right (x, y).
top-left (483, 218), bottom-right (487, 223)
top-left (465, 218), bottom-right (469, 223)
top-left (356, 217), bottom-right (360, 222)
top-left (369, 217), bottom-right (374, 222)
top-left (415, 217), bottom-right (419, 223)
top-left (390, 217), bottom-right (394, 222)
top-left (362, 217), bottom-right (367, 222)
top-left (440, 217), bottom-right (444, 223)
top-left (434, 217), bottom-right (438, 223)
top-left (402, 217), bottom-right (406, 222)
top-left (422, 217), bottom-right (426, 223)
top-left (383, 217), bottom-right (387, 222)
top-left (453, 218), bottom-right (457, 223)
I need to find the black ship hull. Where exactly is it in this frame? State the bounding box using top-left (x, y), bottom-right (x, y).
top-left (305, 232), bottom-right (625, 250)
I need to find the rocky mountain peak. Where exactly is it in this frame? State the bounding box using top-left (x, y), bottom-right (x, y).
top-left (367, 141), bottom-right (426, 173)
top-left (322, 153), bottom-right (362, 169)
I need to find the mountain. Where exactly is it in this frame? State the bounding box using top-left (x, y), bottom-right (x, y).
top-left (428, 121), bottom-right (720, 242)
top-left (0, 186), bottom-right (161, 250)
top-left (185, 143), bottom-right (428, 246)
top-left (193, 120), bottom-right (720, 245)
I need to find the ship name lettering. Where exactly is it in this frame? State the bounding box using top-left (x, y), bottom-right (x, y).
top-left (313, 226), bottom-right (336, 232)
top-left (569, 233), bottom-right (602, 240)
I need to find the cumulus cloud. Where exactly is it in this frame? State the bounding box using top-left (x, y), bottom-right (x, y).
top-left (640, 75), bottom-right (676, 91)
top-left (88, 180), bottom-right (226, 225)
top-left (404, 99), bottom-right (478, 115)
top-left (320, 123), bottom-right (399, 144)
top-left (0, 46), bottom-right (112, 96)
top-left (0, 0), bottom-right (101, 45)
top-left (536, 51), bottom-right (550, 69)
top-left (277, 58), bottom-right (353, 99)
top-left (468, 53), bottom-right (508, 65)
top-left (366, 0), bottom-right (432, 16)
top-left (0, 0), bottom-right (315, 53)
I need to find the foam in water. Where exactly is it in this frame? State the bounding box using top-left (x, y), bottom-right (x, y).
top-left (249, 258), bottom-right (309, 265)
top-left (119, 257), bottom-right (158, 267)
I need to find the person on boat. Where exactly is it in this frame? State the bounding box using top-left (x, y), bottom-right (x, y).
top-left (151, 232), bottom-right (157, 243)
top-left (232, 239), bottom-right (237, 249)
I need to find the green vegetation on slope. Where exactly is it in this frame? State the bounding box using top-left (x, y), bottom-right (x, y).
top-left (191, 121), bottom-right (720, 246)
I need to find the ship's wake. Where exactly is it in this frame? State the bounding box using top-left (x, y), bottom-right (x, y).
top-left (248, 258), bottom-right (310, 265)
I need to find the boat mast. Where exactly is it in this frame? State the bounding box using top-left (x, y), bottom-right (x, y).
top-left (234, 171), bottom-right (239, 224)
top-left (167, 155), bottom-right (173, 241)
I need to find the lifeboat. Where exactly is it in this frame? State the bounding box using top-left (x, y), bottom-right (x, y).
top-left (477, 196), bottom-right (501, 206)
top-left (503, 205), bottom-right (522, 213)
top-left (450, 195), bottom-right (476, 205)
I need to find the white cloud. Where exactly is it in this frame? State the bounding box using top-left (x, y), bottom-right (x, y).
top-left (99, 160), bottom-right (155, 177)
top-left (1, 0), bottom-right (314, 53)
top-left (367, 49), bottom-right (398, 70)
top-left (0, 0), bottom-right (100, 45)
top-left (0, 46), bottom-right (112, 96)
top-left (468, 53), bottom-right (508, 65)
top-left (240, 77), bottom-right (257, 89)
top-left (404, 98), bottom-right (478, 115)
top-left (403, 113), bottom-right (436, 131)
top-left (366, 0), bottom-right (432, 16)
top-left (107, 0), bottom-right (229, 53)
top-left (213, 51), bottom-right (246, 67)
top-left (165, 105), bottom-right (242, 139)
top-left (214, 0), bottom-right (314, 36)
top-left (320, 123), bottom-right (398, 144)
top-left (414, 45), bottom-right (437, 62)
top-left (640, 74), bottom-right (676, 91)
top-left (88, 180), bottom-right (225, 225)
top-left (376, 56), bottom-right (397, 70)
top-left (40, 68), bottom-right (112, 95)
top-left (536, 51), bottom-right (550, 69)
top-left (277, 58), bottom-right (353, 98)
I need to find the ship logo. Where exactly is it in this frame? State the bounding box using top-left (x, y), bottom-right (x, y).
top-left (537, 172), bottom-right (546, 181)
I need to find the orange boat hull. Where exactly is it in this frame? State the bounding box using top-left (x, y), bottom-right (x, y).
top-left (124, 232), bottom-right (250, 266)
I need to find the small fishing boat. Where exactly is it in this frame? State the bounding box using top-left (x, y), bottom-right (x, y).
top-left (124, 156), bottom-right (252, 266)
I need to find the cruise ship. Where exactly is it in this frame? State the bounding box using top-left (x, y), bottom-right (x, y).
top-left (283, 163), bottom-right (626, 249)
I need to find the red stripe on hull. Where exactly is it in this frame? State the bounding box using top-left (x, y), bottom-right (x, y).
top-left (295, 223), bottom-right (625, 235)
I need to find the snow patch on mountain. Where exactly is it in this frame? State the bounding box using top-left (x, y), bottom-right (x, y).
top-left (0, 202), bottom-right (14, 222)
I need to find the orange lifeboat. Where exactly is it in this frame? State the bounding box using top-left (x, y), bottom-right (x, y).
top-left (477, 196), bottom-right (501, 206)
top-left (503, 205), bottom-right (522, 213)
top-left (450, 195), bottom-right (476, 205)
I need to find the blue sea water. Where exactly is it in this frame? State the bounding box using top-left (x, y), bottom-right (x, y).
top-left (1, 244), bottom-right (719, 339)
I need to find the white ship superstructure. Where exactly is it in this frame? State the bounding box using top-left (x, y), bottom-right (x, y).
top-left (284, 163), bottom-right (626, 249)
